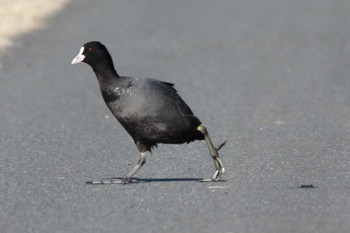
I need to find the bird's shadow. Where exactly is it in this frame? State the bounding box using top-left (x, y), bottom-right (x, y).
top-left (87, 177), bottom-right (227, 184)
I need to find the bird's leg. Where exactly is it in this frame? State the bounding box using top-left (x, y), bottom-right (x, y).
top-left (197, 125), bottom-right (225, 182)
top-left (86, 152), bottom-right (147, 185)
top-left (121, 152), bottom-right (147, 184)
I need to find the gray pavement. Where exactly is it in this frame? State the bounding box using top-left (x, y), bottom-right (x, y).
top-left (1, 1), bottom-right (350, 232)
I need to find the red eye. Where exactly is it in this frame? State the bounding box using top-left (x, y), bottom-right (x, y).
top-left (87, 47), bottom-right (93, 52)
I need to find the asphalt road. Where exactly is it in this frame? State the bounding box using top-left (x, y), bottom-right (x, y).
top-left (1, 1), bottom-right (350, 233)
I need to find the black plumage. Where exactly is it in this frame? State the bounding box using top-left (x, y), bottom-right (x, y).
top-left (71, 41), bottom-right (225, 184)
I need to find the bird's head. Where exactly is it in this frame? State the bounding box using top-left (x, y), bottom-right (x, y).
top-left (71, 41), bottom-right (113, 67)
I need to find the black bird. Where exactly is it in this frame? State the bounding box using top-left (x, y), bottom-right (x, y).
top-left (71, 41), bottom-right (225, 184)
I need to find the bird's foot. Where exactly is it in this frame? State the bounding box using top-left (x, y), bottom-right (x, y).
top-left (200, 166), bottom-right (225, 182)
top-left (86, 177), bottom-right (138, 185)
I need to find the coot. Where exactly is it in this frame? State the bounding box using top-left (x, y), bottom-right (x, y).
top-left (71, 41), bottom-right (225, 184)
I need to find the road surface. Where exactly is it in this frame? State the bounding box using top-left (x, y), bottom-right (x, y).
top-left (1, 1), bottom-right (350, 232)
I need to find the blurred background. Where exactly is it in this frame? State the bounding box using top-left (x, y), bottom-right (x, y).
top-left (1, 1), bottom-right (350, 233)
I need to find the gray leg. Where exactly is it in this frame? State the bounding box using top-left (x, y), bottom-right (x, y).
top-left (197, 125), bottom-right (225, 182)
top-left (121, 152), bottom-right (147, 183)
top-left (86, 152), bottom-right (147, 185)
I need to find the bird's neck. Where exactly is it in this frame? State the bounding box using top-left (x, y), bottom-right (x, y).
top-left (92, 60), bottom-right (119, 83)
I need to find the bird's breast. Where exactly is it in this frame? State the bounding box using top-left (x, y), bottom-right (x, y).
top-left (101, 86), bottom-right (133, 103)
